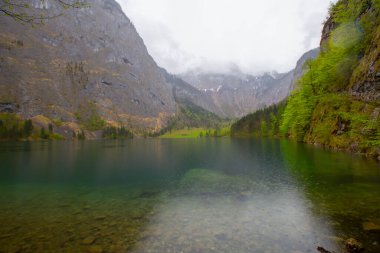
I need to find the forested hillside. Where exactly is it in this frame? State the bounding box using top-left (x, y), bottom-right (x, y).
top-left (233, 0), bottom-right (380, 158)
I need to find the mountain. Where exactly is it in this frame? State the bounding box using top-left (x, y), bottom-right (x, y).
top-left (179, 48), bottom-right (319, 119)
top-left (233, 0), bottom-right (380, 158)
top-left (154, 68), bottom-right (224, 131)
top-left (282, 0), bottom-right (380, 157)
top-left (0, 0), bottom-right (176, 134)
top-left (162, 69), bottom-right (224, 117)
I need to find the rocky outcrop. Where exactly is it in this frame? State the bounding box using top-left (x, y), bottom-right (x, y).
top-left (320, 17), bottom-right (336, 52)
top-left (0, 0), bottom-right (176, 131)
top-left (161, 69), bottom-right (224, 116)
top-left (320, 1), bottom-right (380, 102)
top-left (0, 0), bottom-right (322, 132)
top-left (350, 25), bottom-right (380, 101)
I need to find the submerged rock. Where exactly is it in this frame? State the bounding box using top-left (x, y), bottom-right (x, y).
top-left (317, 246), bottom-right (334, 253)
top-left (86, 245), bottom-right (103, 253)
top-left (362, 221), bottom-right (380, 231)
top-left (237, 191), bottom-right (252, 201)
top-left (95, 216), bottom-right (107, 221)
top-left (214, 233), bottom-right (228, 241)
top-left (179, 168), bottom-right (254, 196)
top-left (345, 238), bottom-right (364, 253)
top-left (81, 236), bottom-right (97, 245)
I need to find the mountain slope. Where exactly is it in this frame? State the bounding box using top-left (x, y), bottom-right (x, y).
top-left (233, 0), bottom-right (380, 158)
top-left (180, 48), bottom-right (319, 119)
top-left (281, 0), bottom-right (380, 157)
top-left (0, 0), bottom-right (176, 133)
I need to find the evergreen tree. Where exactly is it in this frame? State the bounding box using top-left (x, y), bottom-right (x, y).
top-left (40, 127), bottom-right (48, 139)
top-left (23, 119), bottom-right (33, 137)
top-left (48, 123), bottom-right (53, 134)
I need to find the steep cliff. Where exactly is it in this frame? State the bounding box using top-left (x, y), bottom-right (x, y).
top-left (159, 69), bottom-right (223, 130)
top-left (281, 0), bottom-right (380, 158)
top-left (0, 0), bottom-right (176, 133)
top-left (180, 49), bottom-right (319, 119)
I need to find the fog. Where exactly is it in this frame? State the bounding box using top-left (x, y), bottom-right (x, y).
top-left (117, 0), bottom-right (336, 75)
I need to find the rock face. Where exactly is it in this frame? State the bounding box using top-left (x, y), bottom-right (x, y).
top-left (350, 25), bottom-right (380, 101)
top-left (161, 69), bottom-right (223, 116)
top-left (180, 49), bottom-right (319, 118)
top-left (0, 0), bottom-right (176, 131)
top-left (0, 0), bottom-right (320, 131)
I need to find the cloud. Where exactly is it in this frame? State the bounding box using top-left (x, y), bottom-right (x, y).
top-left (117, 0), bottom-right (335, 75)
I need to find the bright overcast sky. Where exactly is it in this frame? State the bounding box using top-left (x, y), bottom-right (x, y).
top-left (117, 0), bottom-right (335, 75)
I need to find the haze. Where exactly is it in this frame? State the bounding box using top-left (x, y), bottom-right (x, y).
top-left (118, 0), bottom-right (335, 75)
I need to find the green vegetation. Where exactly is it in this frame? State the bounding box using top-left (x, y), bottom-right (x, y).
top-left (0, 113), bottom-right (33, 140)
top-left (232, 0), bottom-right (380, 157)
top-left (231, 102), bottom-right (286, 138)
top-left (281, 0), bottom-right (380, 156)
top-left (76, 101), bottom-right (106, 131)
top-left (153, 100), bottom-right (229, 138)
top-left (74, 130), bottom-right (86, 140)
top-left (160, 127), bottom-right (230, 139)
top-left (0, 113), bottom-right (64, 140)
top-left (160, 128), bottom-right (207, 139)
top-left (171, 100), bottom-right (224, 129)
top-left (102, 126), bottom-right (133, 139)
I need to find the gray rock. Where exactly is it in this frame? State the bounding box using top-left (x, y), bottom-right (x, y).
top-left (0, 0), bottom-right (176, 131)
top-left (178, 48), bottom-right (319, 119)
top-left (345, 238), bottom-right (364, 253)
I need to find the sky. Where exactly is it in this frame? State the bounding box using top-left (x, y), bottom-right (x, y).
top-left (117, 0), bottom-right (336, 75)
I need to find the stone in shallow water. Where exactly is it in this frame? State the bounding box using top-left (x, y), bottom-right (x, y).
top-left (345, 238), bottom-right (364, 253)
top-left (214, 233), bottom-right (228, 241)
top-left (86, 245), bottom-right (103, 253)
top-left (362, 221), bottom-right (380, 231)
top-left (326, 235), bottom-right (345, 242)
top-left (0, 233), bottom-right (12, 239)
top-left (109, 244), bottom-right (128, 253)
top-left (81, 236), bottom-right (97, 245)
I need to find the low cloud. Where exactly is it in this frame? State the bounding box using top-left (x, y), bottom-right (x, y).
top-left (117, 0), bottom-right (335, 75)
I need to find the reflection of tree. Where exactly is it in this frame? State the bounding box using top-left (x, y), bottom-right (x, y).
top-left (280, 140), bottom-right (380, 252)
top-left (0, 0), bottom-right (88, 24)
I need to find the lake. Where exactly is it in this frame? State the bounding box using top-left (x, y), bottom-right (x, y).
top-left (0, 139), bottom-right (379, 253)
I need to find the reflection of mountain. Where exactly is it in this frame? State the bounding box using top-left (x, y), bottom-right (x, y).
top-left (179, 49), bottom-right (319, 118)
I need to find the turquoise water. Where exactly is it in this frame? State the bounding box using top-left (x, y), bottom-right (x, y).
top-left (0, 139), bottom-right (379, 253)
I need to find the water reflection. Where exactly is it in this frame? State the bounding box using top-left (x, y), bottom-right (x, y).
top-left (131, 169), bottom-right (339, 253)
top-left (0, 139), bottom-right (378, 252)
top-left (280, 140), bottom-right (380, 252)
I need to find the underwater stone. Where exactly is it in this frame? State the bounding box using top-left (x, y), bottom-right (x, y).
top-left (345, 238), bottom-right (364, 253)
top-left (317, 247), bottom-right (333, 253)
top-left (362, 221), bottom-right (380, 231)
top-left (86, 245), bottom-right (103, 253)
top-left (81, 236), bottom-right (97, 245)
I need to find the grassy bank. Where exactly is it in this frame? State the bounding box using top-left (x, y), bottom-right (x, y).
top-left (160, 127), bottom-right (230, 139)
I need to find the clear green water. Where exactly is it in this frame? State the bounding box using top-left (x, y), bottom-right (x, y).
top-left (0, 139), bottom-right (379, 253)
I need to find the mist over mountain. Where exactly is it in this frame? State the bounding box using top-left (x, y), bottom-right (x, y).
top-left (179, 49), bottom-right (320, 118)
top-left (0, 0), bottom-right (319, 136)
top-left (117, 0), bottom-right (333, 75)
